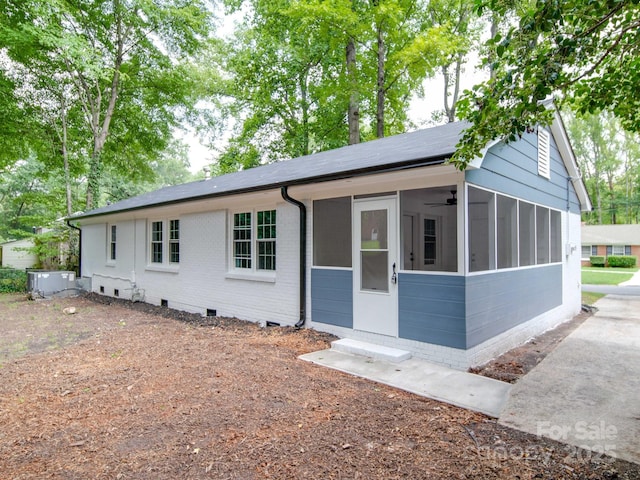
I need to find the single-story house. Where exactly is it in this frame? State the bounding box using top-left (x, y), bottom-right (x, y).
top-left (581, 224), bottom-right (640, 266)
top-left (69, 107), bottom-right (591, 369)
top-left (0, 238), bottom-right (37, 270)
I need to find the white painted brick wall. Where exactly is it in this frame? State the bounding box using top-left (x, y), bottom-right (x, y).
top-left (82, 200), bottom-right (301, 326)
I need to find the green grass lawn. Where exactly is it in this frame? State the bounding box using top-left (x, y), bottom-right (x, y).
top-left (581, 267), bottom-right (637, 285)
top-left (581, 291), bottom-right (605, 305)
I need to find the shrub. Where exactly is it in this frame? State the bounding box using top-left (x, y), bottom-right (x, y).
top-left (589, 256), bottom-right (606, 267)
top-left (607, 255), bottom-right (637, 268)
top-left (0, 268), bottom-right (27, 293)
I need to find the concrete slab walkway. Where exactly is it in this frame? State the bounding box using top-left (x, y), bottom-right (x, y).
top-left (499, 295), bottom-right (640, 465)
top-left (300, 347), bottom-right (512, 418)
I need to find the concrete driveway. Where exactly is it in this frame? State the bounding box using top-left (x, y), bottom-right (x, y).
top-left (499, 294), bottom-right (640, 465)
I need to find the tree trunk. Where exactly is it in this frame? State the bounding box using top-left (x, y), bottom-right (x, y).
top-left (346, 36), bottom-right (360, 145)
top-left (84, 0), bottom-right (124, 209)
top-left (445, 55), bottom-right (463, 122)
top-left (60, 98), bottom-right (73, 217)
top-left (376, 24), bottom-right (385, 138)
top-left (300, 69), bottom-right (310, 156)
top-left (489, 14), bottom-right (499, 81)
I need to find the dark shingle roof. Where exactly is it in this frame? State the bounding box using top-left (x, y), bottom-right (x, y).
top-left (72, 121), bottom-right (467, 220)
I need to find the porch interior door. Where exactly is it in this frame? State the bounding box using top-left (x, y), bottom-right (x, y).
top-left (353, 197), bottom-right (398, 337)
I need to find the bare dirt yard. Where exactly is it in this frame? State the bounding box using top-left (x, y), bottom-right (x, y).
top-left (1, 293), bottom-right (638, 479)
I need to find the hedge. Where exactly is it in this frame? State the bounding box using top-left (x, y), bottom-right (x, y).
top-left (589, 256), bottom-right (606, 267)
top-left (607, 255), bottom-right (637, 268)
top-left (0, 268), bottom-right (27, 293)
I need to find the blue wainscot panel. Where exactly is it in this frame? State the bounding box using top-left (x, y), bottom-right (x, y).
top-left (465, 264), bottom-right (563, 348)
top-left (311, 268), bottom-right (353, 328)
top-left (398, 273), bottom-right (466, 349)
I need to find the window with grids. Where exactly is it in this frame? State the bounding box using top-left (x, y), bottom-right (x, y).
top-left (609, 245), bottom-right (630, 256)
top-left (233, 212), bottom-right (252, 269)
top-left (423, 218), bottom-right (436, 265)
top-left (169, 220), bottom-right (180, 263)
top-left (151, 221), bottom-right (163, 263)
top-left (257, 210), bottom-right (276, 270)
top-left (233, 210), bottom-right (277, 271)
top-left (109, 225), bottom-right (117, 261)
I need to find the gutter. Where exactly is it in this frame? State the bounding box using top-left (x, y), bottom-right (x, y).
top-left (281, 186), bottom-right (307, 329)
top-left (66, 219), bottom-right (82, 276)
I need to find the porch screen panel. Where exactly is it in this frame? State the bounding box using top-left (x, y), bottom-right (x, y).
top-left (313, 197), bottom-right (352, 267)
top-left (400, 187), bottom-right (458, 273)
top-left (497, 195), bottom-right (517, 269)
top-left (550, 210), bottom-right (562, 263)
top-left (519, 201), bottom-right (535, 266)
top-left (468, 186), bottom-right (495, 272)
top-left (536, 206), bottom-right (550, 264)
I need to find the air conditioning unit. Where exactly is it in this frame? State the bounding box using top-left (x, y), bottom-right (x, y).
top-left (27, 270), bottom-right (78, 298)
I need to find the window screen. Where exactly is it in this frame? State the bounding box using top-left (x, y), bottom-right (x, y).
top-left (313, 197), bottom-right (352, 267)
top-left (468, 186), bottom-right (495, 272)
top-left (497, 195), bottom-right (517, 269)
top-left (550, 210), bottom-right (562, 262)
top-left (536, 206), bottom-right (550, 264)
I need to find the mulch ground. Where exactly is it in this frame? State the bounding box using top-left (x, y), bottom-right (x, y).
top-left (0, 293), bottom-right (638, 479)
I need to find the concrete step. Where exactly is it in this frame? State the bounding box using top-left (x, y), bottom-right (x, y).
top-left (331, 338), bottom-right (412, 363)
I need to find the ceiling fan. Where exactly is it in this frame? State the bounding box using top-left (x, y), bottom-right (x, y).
top-left (425, 190), bottom-right (457, 207)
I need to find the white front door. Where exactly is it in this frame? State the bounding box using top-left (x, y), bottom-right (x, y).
top-left (353, 196), bottom-right (398, 337)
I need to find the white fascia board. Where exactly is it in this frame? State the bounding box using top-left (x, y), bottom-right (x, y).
top-left (547, 107), bottom-right (593, 212)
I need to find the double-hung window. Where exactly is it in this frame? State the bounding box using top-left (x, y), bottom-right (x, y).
top-left (109, 225), bottom-right (117, 261)
top-left (169, 220), bottom-right (180, 263)
top-left (232, 210), bottom-right (276, 272)
top-left (149, 219), bottom-right (180, 266)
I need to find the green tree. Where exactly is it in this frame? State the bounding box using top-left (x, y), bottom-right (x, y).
top-left (455, 0), bottom-right (640, 169)
top-left (211, 0), bottom-right (459, 168)
top-left (0, 0), bottom-right (214, 209)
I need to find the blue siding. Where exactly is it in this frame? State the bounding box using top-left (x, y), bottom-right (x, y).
top-left (466, 131), bottom-right (581, 213)
top-left (465, 265), bottom-right (562, 348)
top-left (311, 268), bottom-right (353, 328)
top-left (398, 273), bottom-right (466, 349)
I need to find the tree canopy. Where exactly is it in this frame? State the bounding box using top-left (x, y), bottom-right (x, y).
top-left (454, 0), bottom-right (640, 169)
top-left (0, 0), bottom-right (213, 211)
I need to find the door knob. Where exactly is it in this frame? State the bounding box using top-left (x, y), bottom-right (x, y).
top-left (391, 262), bottom-right (397, 284)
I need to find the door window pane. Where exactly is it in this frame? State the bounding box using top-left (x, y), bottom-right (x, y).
top-left (361, 210), bottom-right (387, 250)
top-left (361, 251), bottom-right (388, 292)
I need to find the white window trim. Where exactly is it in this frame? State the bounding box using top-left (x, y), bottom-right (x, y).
top-left (228, 208), bottom-right (277, 280)
top-left (538, 128), bottom-right (551, 179)
top-left (146, 218), bottom-right (180, 271)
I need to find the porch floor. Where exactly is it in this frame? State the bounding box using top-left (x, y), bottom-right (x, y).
top-left (300, 344), bottom-right (511, 418)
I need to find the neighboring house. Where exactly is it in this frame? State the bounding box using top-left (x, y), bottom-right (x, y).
top-left (581, 224), bottom-right (640, 266)
top-left (70, 107), bottom-right (591, 369)
top-left (0, 238), bottom-right (37, 270)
